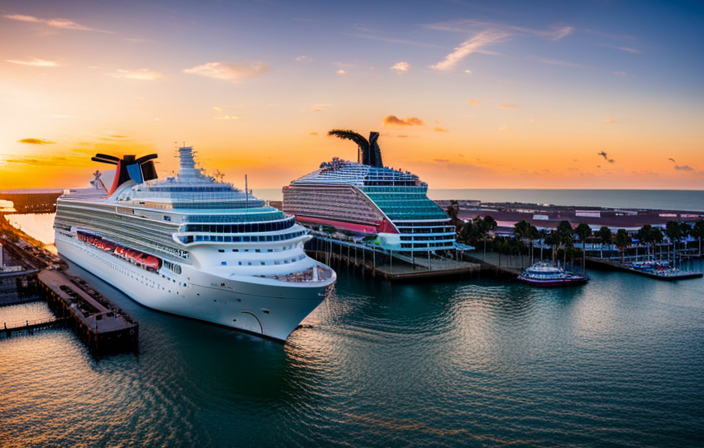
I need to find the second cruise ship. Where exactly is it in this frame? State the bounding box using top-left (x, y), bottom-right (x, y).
top-left (54, 146), bottom-right (335, 342)
top-left (283, 131), bottom-right (456, 255)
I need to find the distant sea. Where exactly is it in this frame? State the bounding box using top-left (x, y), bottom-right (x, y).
top-left (254, 189), bottom-right (704, 212)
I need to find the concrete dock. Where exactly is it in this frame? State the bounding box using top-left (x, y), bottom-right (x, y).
top-left (307, 236), bottom-right (483, 282)
top-left (587, 257), bottom-right (703, 281)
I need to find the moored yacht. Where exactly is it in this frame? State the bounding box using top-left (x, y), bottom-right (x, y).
top-left (518, 261), bottom-right (589, 287)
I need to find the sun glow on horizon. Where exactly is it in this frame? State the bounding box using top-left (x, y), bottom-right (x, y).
top-left (1, 1), bottom-right (703, 191)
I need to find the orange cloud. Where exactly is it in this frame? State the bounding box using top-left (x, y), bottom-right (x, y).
top-left (18, 138), bottom-right (55, 144)
top-left (3, 14), bottom-right (111, 33)
top-left (498, 104), bottom-right (519, 109)
top-left (184, 61), bottom-right (270, 82)
top-left (6, 58), bottom-right (59, 67)
top-left (383, 115), bottom-right (424, 127)
top-left (110, 68), bottom-right (164, 80)
top-left (434, 127), bottom-right (449, 132)
top-left (469, 99), bottom-right (480, 106)
top-left (390, 62), bottom-right (410, 74)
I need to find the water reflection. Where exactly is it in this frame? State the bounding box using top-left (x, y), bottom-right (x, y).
top-left (1, 224), bottom-right (703, 446)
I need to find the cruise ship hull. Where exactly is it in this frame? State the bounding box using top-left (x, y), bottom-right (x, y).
top-left (56, 233), bottom-right (331, 341)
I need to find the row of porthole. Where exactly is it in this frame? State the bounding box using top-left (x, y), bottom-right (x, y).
top-left (228, 254), bottom-right (306, 266)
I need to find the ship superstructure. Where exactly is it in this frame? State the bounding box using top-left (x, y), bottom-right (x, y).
top-left (283, 157), bottom-right (455, 253)
top-left (54, 146), bottom-right (335, 341)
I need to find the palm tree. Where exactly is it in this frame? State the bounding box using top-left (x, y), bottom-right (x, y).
top-left (446, 200), bottom-right (463, 236)
top-left (544, 231), bottom-right (560, 265)
top-left (692, 220), bottom-right (704, 257)
top-left (327, 129), bottom-right (383, 167)
top-left (680, 222), bottom-right (692, 257)
top-left (529, 225), bottom-right (540, 264)
top-left (513, 220), bottom-right (531, 266)
top-left (479, 216), bottom-right (497, 260)
top-left (597, 226), bottom-right (612, 258)
top-left (615, 229), bottom-right (631, 264)
top-left (557, 220), bottom-right (573, 268)
top-left (665, 220), bottom-right (682, 264)
top-left (575, 223), bottom-right (592, 274)
top-left (637, 224), bottom-right (654, 260)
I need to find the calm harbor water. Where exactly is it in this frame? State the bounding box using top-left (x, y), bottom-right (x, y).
top-left (255, 189), bottom-right (704, 212)
top-left (1, 209), bottom-right (704, 447)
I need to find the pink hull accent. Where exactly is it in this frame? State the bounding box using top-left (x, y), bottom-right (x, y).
top-left (296, 216), bottom-right (398, 234)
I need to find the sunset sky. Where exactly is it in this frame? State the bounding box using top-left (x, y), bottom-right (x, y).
top-left (1, 0), bottom-right (703, 191)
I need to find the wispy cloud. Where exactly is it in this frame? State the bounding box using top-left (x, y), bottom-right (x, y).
top-left (498, 104), bottom-right (519, 109)
top-left (18, 138), bottom-right (55, 145)
top-left (675, 165), bottom-right (693, 171)
top-left (526, 56), bottom-right (594, 70)
top-left (110, 68), bottom-right (164, 80)
top-left (602, 44), bottom-right (640, 54)
top-left (348, 33), bottom-right (439, 48)
top-left (383, 115), bottom-right (424, 127)
top-left (469, 99), bottom-right (480, 106)
top-left (428, 19), bottom-right (573, 41)
top-left (295, 55), bottom-right (312, 62)
top-left (604, 119), bottom-right (618, 124)
top-left (4, 155), bottom-right (90, 167)
top-left (497, 125), bottom-right (512, 131)
top-left (431, 30), bottom-right (509, 71)
top-left (214, 115), bottom-right (239, 120)
top-left (428, 19), bottom-right (573, 71)
top-left (336, 69), bottom-right (346, 75)
top-left (434, 127), bottom-right (449, 132)
top-left (613, 71), bottom-right (627, 76)
top-left (434, 158), bottom-right (450, 163)
top-left (6, 58), bottom-right (59, 67)
top-left (390, 62), bottom-right (410, 74)
top-left (2, 14), bottom-right (111, 33)
top-left (183, 61), bottom-right (270, 82)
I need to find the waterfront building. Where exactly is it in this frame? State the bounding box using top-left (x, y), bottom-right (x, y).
top-left (53, 146), bottom-right (335, 341)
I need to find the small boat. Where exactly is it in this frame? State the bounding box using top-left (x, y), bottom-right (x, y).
top-left (518, 261), bottom-right (589, 287)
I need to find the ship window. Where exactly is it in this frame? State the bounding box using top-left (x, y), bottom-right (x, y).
top-left (225, 236), bottom-right (231, 242)
top-left (218, 249), bottom-right (225, 253)
top-left (260, 262), bottom-right (265, 266)
top-left (243, 236), bottom-right (250, 242)
top-left (221, 261), bottom-right (227, 265)
top-left (232, 249), bottom-right (238, 252)
top-left (248, 262), bottom-right (252, 266)
top-left (255, 249), bottom-right (260, 253)
top-left (238, 261), bottom-right (242, 265)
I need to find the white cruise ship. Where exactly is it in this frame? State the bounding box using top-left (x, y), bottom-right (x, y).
top-left (54, 146), bottom-right (336, 342)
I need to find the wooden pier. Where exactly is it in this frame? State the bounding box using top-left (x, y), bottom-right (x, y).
top-left (2, 317), bottom-right (69, 337)
top-left (37, 269), bottom-right (139, 355)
